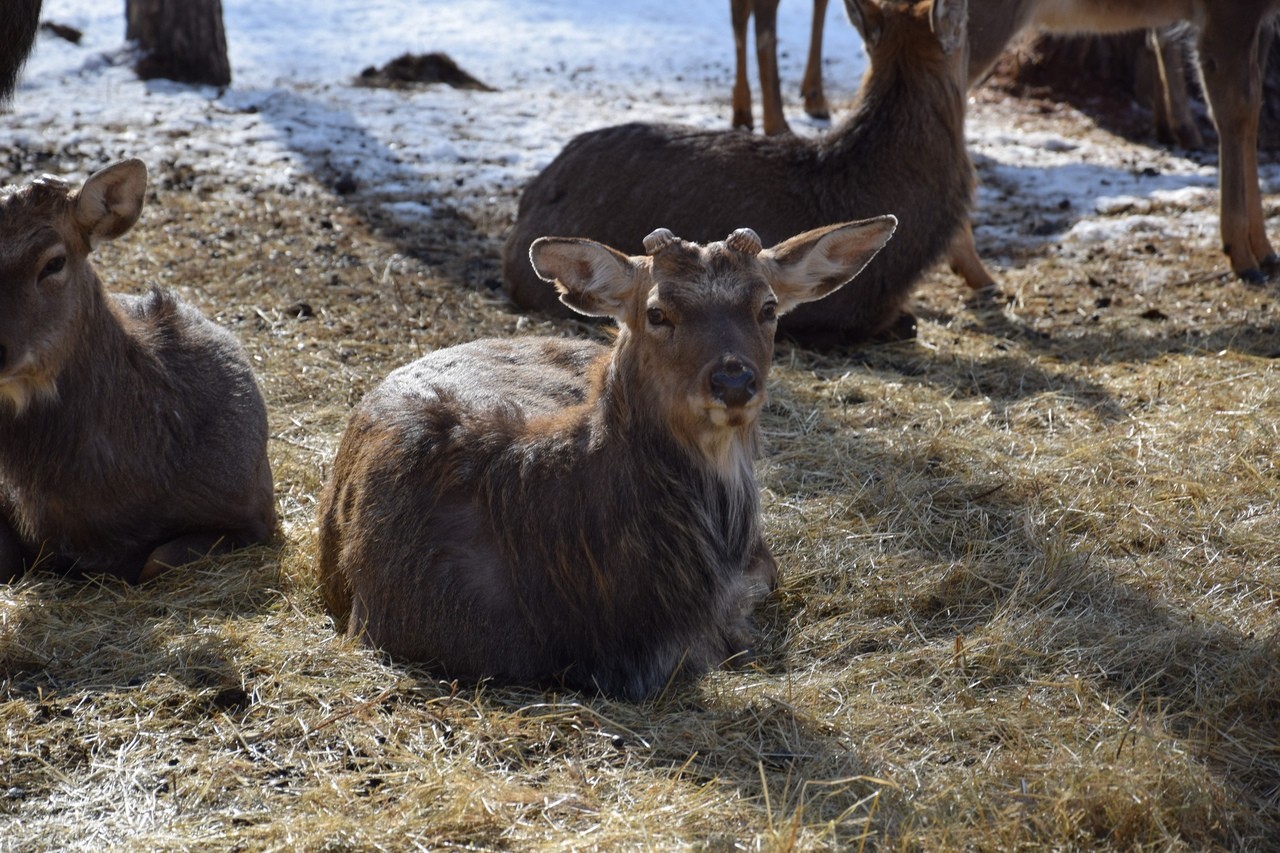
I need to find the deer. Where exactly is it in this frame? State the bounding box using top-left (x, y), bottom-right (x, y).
top-left (731, 0), bottom-right (832, 135)
top-left (1, 0), bottom-right (42, 102)
top-left (952, 0), bottom-right (1280, 286)
top-left (0, 159), bottom-right (276, 584)
top-left (319, 217), bottom-right (897, 700)
top-left (504, 0), bottom-right (972, 349)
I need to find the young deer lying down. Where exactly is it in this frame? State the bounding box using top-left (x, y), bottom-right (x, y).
top-left (0, 159), bottom-right (276, 583)
top-left (503, 0), bottom-right (970, 349)
top-left (319, 217), bottom-right (896, 700)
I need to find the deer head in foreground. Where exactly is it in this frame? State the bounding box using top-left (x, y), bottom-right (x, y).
top-left (319, 217), bottom-right (896, 700)
top-left (0, 159), bottom-right (276, 583)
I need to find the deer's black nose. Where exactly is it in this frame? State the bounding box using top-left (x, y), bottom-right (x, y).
top-left (0, 344), bottom-right (6, 371)
top-left (710, 359), bottom-right (757, 408)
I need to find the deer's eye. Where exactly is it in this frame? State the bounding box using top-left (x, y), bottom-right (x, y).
top-left (646, 307), bottom-right (670, 327)
top-left (759, 301), bottom-right (778, 323)
top-left (38, 255), bottom-right (67, 281)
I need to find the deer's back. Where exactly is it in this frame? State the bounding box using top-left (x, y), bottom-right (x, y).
top-left (508, 123), bottom-right (824, 264)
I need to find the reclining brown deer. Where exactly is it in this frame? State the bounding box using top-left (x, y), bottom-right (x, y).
top-left (731, 0), bottom-right (831, 135)
top-left (1, 0), bottom-right (42, 101)
top-left (319, 217), bottom-right (896, 699)
top-left (504, 0), bottom-right (972, 348)
top-left (0, 159), bottom-right (276, 583)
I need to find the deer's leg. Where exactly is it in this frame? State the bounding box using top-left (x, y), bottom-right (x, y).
top-left (801, 0), bottom-right (831, 120)
top-left (1149, 28), bottom-right (1203, 149)
top-left (731, 0), bottom-right (755, 131)
top-left (947, 219), bottom-right (997, 290)
top-left (1197, 11), bottom-right (1274, 281)
top-left (1248, 22), bottom-right (1277, 268)
top-left (0, 514), bottom-right (24, 583)
top-left (753, 0), bottom-right (791, 135)
top-left (137, 530), bottom-right (250, 583)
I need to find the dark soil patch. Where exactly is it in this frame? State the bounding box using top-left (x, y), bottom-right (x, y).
top-left (356, 52), bottom-right (495, 92)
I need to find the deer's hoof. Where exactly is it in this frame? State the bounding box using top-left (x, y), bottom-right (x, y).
top-left (1238, 267), bottom-right (1267, 285)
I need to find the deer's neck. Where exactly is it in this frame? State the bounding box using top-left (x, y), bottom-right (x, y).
top-left (591, 348), bottom-right (759, 512)
top-left (823, 56), bottom-right (969, 192)
top-left (0, 284), bottom-right (150, 457)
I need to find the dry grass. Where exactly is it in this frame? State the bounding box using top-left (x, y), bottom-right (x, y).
top-left (2, 119), bottom-right (1279, 851)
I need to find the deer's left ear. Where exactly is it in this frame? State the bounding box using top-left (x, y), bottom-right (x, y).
top-left (529, 236), bottom-right (638, 319)
top-left (761, 216), bottom-right (897, 314)
top-left (72, 158), bottom-right (148, 248)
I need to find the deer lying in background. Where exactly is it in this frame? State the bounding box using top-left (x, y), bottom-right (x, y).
top-left (0, 159), bottom-right (276, 583)
top-left (319, 218), bottom-right (896, 699)
top-left (1, 0), bottom-right (42, 101)
top-left (731, 0), bottom-right (831, 135)
top-left (505, 0), bottom-right (971, 348)
top-left (951, 0), bottom-right (1280, 286)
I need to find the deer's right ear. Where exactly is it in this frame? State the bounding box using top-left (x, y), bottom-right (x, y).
top-left (931, 0), bottom-right (968, 55)
top-left (72, 159), bottom-right (148, 247)
top-left (529, 237), bottom-right (636, 319)
top-left (762, 216), bottom-right (897, 313)
top-left (844, 0), bottom-right (883, 48)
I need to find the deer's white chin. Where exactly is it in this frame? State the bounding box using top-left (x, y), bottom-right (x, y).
top-left (704, 397), bottom-right (762, 429)
top-left (0, 373), bottom-right (58, 415)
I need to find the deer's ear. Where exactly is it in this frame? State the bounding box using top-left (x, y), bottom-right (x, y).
top-left (529, 237), bottom-right (637, 319)
top-left (844, 0), bottom-right (883, 48)
top-left (72, 159), bottom-right (147, 247)
top-left (931, 0), bottom-right (968, 55)
top-left (761, 216), bottom-right (897, 314)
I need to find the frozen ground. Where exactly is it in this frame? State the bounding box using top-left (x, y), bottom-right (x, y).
top-left (8, 0), bottom-right (1274, 279)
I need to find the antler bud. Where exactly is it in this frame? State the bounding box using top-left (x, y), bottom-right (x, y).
top-left (643, 228), bottom-right (678, 255)
top-left (725, 228), bottom-right (762, 256)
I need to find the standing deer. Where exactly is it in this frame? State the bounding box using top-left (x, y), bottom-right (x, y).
top-left (0, 159), bottom-right (276, 583)
top-left (504, 0), bottom-right (972, 349)
top-left (319, 218), bottom-right (896, 700)
top-left (737, 0), bottom-right (1278, 285)
top-left (953, 0), bottom-right (1280, 286)
top-left (1, 0), bottom-right (42, 101)
top-left (732, 0), bottom-right (832, 135)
